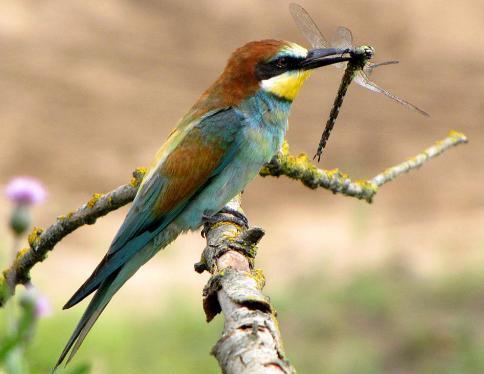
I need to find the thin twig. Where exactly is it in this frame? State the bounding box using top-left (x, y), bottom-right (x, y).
top-left (0, 131), bottom-right (467, 305)
top-left (370, 131), bottom-right (467, 186)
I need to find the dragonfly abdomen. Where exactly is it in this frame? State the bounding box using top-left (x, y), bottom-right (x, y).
top-left (314, 65), bottom-right (357, 161)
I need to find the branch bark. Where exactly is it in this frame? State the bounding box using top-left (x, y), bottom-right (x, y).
top-left (195, 195), bottom-right (295, 373)
top-left (0, 131), bottom-right (467, 306)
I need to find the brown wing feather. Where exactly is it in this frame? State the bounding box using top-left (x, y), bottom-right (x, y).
top-left (154, 127), bottom-right (226, 214)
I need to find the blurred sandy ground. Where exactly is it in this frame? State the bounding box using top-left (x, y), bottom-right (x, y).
top-left (0, 0), bottom-right (483, 317)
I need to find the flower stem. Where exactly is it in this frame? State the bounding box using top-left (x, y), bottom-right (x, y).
top-left (4, 236), bottom-right (24, 374)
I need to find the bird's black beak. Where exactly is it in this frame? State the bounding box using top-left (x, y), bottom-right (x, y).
top-left (300, 48), bottom-right (351, 70)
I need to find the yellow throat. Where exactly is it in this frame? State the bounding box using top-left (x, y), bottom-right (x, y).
top-left (260, 70), bottom-right (312, 101)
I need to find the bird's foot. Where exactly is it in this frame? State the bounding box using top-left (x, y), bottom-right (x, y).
top-left (218, 206), bottom-right (249, 228)
top-left (201, 209), bottom-right (249, 238)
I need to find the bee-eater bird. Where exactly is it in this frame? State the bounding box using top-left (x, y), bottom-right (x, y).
top-left (55, 39), bottom-right (352, 368)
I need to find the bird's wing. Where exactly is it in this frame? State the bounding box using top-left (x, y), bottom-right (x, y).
top-left (63, 107), bottom-right (246, 308)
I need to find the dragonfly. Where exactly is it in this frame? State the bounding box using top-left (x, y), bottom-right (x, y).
top-left (289, 3), bottom-right (429, 161)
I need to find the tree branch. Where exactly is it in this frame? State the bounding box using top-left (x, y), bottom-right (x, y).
top-left (194, 195), bottom-right (296, 373)
top-left (0, 131), bottom-right (467, 306)
top-left (260, 130), bottom-right (468, 202)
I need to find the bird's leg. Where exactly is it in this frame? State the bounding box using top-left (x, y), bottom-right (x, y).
top-left (201, 208), bottom-right (249, 238)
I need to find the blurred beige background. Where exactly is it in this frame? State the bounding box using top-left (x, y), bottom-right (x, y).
top-left (0, 0), bottom-right (483, 371)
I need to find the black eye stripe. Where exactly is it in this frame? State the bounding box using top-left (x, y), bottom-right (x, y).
top-left (255, 55), bottom-right (304, 80)
top-left (275, 57), bottom-right (288, 68)
top-left (271, 56), bottom-right (300, 69)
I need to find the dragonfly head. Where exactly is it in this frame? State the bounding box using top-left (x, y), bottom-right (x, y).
top-left (353, 45), bottom-right (375, 60)
top-left (347, 45), bottom-right (375, 69)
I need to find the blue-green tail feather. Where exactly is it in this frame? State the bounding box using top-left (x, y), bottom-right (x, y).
top-left (62, 229), bottom-right (160, 309)
top-left (55, 236), bottom-right (167, 370)
top-left (54, 270), bottom-right (119, 371)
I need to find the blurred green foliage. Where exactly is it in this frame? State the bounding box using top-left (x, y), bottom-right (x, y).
top-left (2, 266), bottom-right (484, 373)
top-left (16, 300), bottom-right (223, 373)
top-left (276, 265), bottom-right (484, 374)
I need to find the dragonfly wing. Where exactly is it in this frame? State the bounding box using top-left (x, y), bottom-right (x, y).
top-left (364, 60), bottom-right (399, 76)
top-left (289, 3), bottom-right (329, 48)
top-left (354, 71), bottom-right (429, 116)
top-left (331, 26), bottom-right (354, 49)
top-left (331, 26), bottom-right (354, 69)
top-left (353, 72), bottom-right (381, 93)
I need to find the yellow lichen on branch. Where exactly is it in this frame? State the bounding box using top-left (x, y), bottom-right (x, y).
top-left (261, 141), bottom-right (378, 201)
top-left (87, 193), bottom-right (103, 208)
top-left (27, 227), bottom-right (44, 248)
top-left (130, 167), bottom-right (147, 187)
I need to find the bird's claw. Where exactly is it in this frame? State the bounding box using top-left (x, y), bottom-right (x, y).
top-left (201, 209), bottom-right (249, 238)
top-left (201, 213), bottom-right (220, 238)
top-left (218, 207), bottom-right (249, 228)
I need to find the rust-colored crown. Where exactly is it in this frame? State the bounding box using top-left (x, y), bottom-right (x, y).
top-left (191, 40), bottom-right (290, 116)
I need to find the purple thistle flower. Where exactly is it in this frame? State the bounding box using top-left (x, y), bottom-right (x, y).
top-left (5, 176), bottom-right (46, 205)
top-left (24, 284), bottom-right (52, 318)
top-left (34, 293), bottom-right (52, 318)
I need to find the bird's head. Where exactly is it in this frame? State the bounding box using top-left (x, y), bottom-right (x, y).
top-left (254, 40), bottom-right (349, 101)
top-left (195, 40), bottom-right (351, 113)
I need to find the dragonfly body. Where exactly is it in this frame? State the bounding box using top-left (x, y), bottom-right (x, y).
top-left (316, 45), bottom-right (374, 160)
